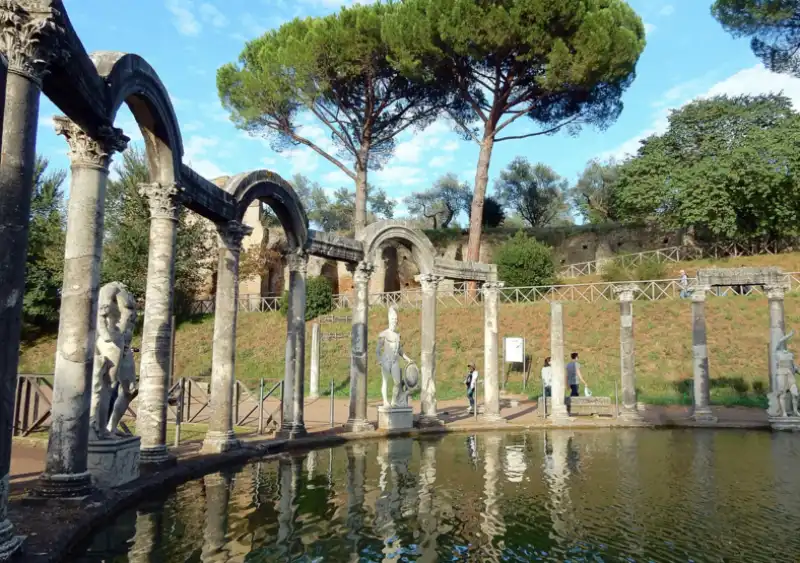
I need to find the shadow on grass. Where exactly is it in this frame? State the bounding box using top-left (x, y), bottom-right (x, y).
top-left (648, 377), bottom-right (769, 408)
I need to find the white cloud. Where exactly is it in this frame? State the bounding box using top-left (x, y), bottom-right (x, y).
top-left (184, 135), bottom-right (229, 179)
top-left (165, 0), bottom-right (201, 36)
top-left (599, 64), bottom-right (800, 162)
top-left (322, 169), bottom-right (353, 186)
top-left (658, 4), bottom-right (675, 17)
top-left (199, 3), bottom-right (228, 28)
top-left (442, 140), bottom-right (460, 152)
top-left (38, 115), bottom-right (55, 129)
top-left (373, 165), bottom-right (425, 187)
top-left (429, 155), bottom-right (453, 168)
top-left (191, 159), bottom-right (229, 179)
top-left (644, 22), bottom-right (656, 36)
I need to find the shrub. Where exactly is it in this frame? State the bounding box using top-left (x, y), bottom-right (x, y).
top-left (279, 276), bottom-right (334, 321)
top-left (494, 231), bottom-right (556, 287)
top-left (601, 256), bottom-right (667, 282)
top-left (634, 256), bottom-right (667, 281)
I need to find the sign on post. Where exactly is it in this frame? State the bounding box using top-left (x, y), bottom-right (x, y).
top-left (502, 337), bottom-right (528, 391)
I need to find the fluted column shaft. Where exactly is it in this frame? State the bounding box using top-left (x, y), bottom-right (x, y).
top-left (203, 221), bottom-right (252, 453)
top-left (279, 250), bottom-right (308, 439)
top-left (39, 118), bottom-right (128, 497)
top-left (766, 284), bottom-right (786, 393)
top-left (549, 302), bottom-right (569, 419)
top-left (0, 4), bottom-right (63, 557)
top-left (691, 286), bottom-right (716, 422)
top-left (482, 282), bottom-right (504, 421)
top-left (418, 274), bottom-right (443, 426)
top-left (138, 183), bottom-right (182, 464)
top-left (346, 262), bottom-right (375, 432)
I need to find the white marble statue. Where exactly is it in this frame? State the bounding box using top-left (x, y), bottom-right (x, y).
top-left (376, 307), bottom-right (417, 407)
top-left (768, 330), bottom-right (800, 418)
top-left (90, 282), bottom-right (137, 439)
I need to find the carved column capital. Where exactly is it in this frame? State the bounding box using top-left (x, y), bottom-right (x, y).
top-left (138, 182), bottom-right (184, 220)
top-left (53, 116), bottom-right (129, 170)
top-left (483, 281), bottom-right (505, 292)
top-left (286, 249), bottom-right (308, 274)
top-left (352, 261), bottom-right (374, 285)
top-left (690, 285), bottom-right (709, 302)
top-left (613, 283), bottom-right (638, 303)
top-left (216, 220), bottom-right (252, 252)
top-left (416, 273), bottom-right (444, 293)
top-left (765, 283), bottom-right (788, 301)
top-left (0, 1), bottom-right (67, 84)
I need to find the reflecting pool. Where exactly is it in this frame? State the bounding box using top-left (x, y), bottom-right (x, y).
top-left (74, 430), bottom-right (800, 562)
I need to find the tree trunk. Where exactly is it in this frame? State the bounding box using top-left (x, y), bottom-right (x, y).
top-left (353, 151), bottom-right (369, 237)
top-left (466, 130), bottom-right (495, 293)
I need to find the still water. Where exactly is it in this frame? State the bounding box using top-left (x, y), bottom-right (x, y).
top-left (75, 430), bottom-right (800, 562)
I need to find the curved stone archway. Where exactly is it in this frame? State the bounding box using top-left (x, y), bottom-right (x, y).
top-left (359, 220), bottom-right (436, 275)
top-left (224, 170), bottom-right (309, 251)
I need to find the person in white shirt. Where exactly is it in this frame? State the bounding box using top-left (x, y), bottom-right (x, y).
top-left (541, 357), bottom-right (553, 397)
top-left (465, 363), bottom-right (478, 413)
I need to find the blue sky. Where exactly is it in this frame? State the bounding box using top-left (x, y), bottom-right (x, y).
top-left (42, 0), bottom-right (800, 220)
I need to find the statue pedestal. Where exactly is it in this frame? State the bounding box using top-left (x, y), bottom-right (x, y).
top-left (769, 416), bottom-right (800, 432)
top-left (377, 406), bottom-right (413, 430)
top-left (87, 435), bottom-right (141, 488)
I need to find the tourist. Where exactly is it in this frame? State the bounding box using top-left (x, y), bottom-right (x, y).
top-left (465, 363), bottom-right (478, 413)
top-left (566, 352), bottom-right (587, 397)
top-left (541, 357), bottom-right (552, 397)
top-left (679, 269), bottom-right (689, 298)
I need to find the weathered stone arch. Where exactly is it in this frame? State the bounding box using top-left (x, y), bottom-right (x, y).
top-left (91, 52), bottom-right (183, 185)
top-left (359, 220), bottom-right (436, 275)
top-left (224, 170), bottom-right (309, 251)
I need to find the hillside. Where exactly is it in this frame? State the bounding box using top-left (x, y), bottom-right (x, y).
top-left (20, 291), bottom-right (799, 406)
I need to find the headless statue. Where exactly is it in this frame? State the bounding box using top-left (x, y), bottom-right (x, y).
top-left (376, 307), bottom-right (416, 407)
top-left (90, 282), bottom-right (137, 439)
top-left (769, 329), bottom-right (800, 418)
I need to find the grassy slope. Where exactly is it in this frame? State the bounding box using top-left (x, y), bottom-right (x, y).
top-left (20, 292), bottom-right (800, 406)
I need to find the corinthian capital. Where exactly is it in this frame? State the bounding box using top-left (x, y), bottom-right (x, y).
top-left (483, 281), bottom-right (505, 292)
top-left (416, 273), bottom-right (444, 292)
top-left (352, 261), bottom-right (374, 285)
top-left (53, 116), bottom-right (129, 169)
top-left (217, 220), bottom-right (253, 252)
top-left (286, 249), bottom-right (308, 274)
top-left (138, 182), bottom-right (184, 220)
top-left (0, 1), bottom-right (66, 83)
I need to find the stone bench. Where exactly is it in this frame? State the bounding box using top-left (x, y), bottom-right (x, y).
top-left (536, 396), bottom-right (615, 417)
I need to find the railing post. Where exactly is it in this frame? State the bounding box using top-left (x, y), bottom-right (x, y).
top-left (258, 378), bottom-right (265, 435)
top-left (614, 380), bottom-right (619, 418)
top-left (233, 380), bottom-right (240, 427)
top-left (330, 378), bottom-right (335, 428)
top-left (175, 377), bottom-right (184, 447)
top-left (474, 376), bottom-right (479, 421)
top-left (279, 380), bottom-right (284, 428)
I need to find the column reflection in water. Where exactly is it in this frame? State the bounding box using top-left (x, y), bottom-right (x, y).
top-left (616, 430), bottom-right (643, 558)
top-left (275, 456), bottom-right (302, 559)
top-left (345, 443), bottom-right (368, 561)
top-left (306, 449), bottom-right (317, 480)
top-left (417, 438), bottom-right (440, 562)
top-left (201, 471), bottom-right (233, 563)
top-left (543, 432), bottom-right (575, 552)
top-left (128, 503), bottom-right (164, 563)
top-left (480, 434), bottom-right (506, 562)
top-left (691, 431), bottom-right (716, 524)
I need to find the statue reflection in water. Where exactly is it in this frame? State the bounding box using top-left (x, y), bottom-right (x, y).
top-left (466, 434), bottom-right (478, 468)
top-left (543, 432), bottom-right (576, 551)
top-left (375, 438), bottom-right (414, 561)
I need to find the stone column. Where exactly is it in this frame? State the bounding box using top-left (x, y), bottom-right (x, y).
top-left (309, 323), bottom-right (321, 400)
top-left (346, 262), bottom-right (375, 432)
top-left (0, 5), bottom-right (63, 557)
top-left (278, 250), bottom-right (308, 439)
top-left (482, 282), bottom-right (504, 422)
top-left (766, 283), bottom-right (787, 393)
top-left (691, 285), bottom-right (716, 422)
top-left (549, 302), bottom-right (570, 419)
top-left (614, 284), bottom-right (642, 421)
top-left (202, 221), bottom-right (252, 454)
top-left (138, 183), bottom-right (183, 465)
top-left (37, 118), bottom-right (128, 497)
top-left (418, 274), bottom-right (444, 426)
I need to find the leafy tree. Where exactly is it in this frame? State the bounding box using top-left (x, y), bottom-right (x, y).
top-left (23, 156), bottom-right (67, 333)
top-left (103, 146), bottom-right (213, 317)
top-left (614, 94), bottom-right (800, 242)
top-left (467, 195), bottom-right (506, 228)
top-left (384, 0), bottom-right (646, 265)
top-left (218, 3), bottom-right (446, 236)
top-left (712, 0), bottom-right (800, 77)
top-left (494, 231), bottom-right (556, 287)
top-left (494, 157), bottom-right (568, 228)
top-left (405, 173), bottom-right (471, 228)
top-left (279, 276), bottom-right (333, 320)
top-left (571, 158), bottom-right (622, 223)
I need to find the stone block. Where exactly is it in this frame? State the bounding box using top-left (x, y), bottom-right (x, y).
top-left (87, 435), bottom-right (141, 489)
top-left (377, 406), bottom-right (413, 430)
top-left (769, 416), bottom-right (800, 432)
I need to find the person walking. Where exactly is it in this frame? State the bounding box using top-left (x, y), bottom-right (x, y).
top-left (566, 352), bottom-right (587, 397)
top-left (679, 269), bottom-right (689, 298)
top-left (465, 363), bottom-right (478, 414)
top-left (541, 357), bottom-right (553, 397)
